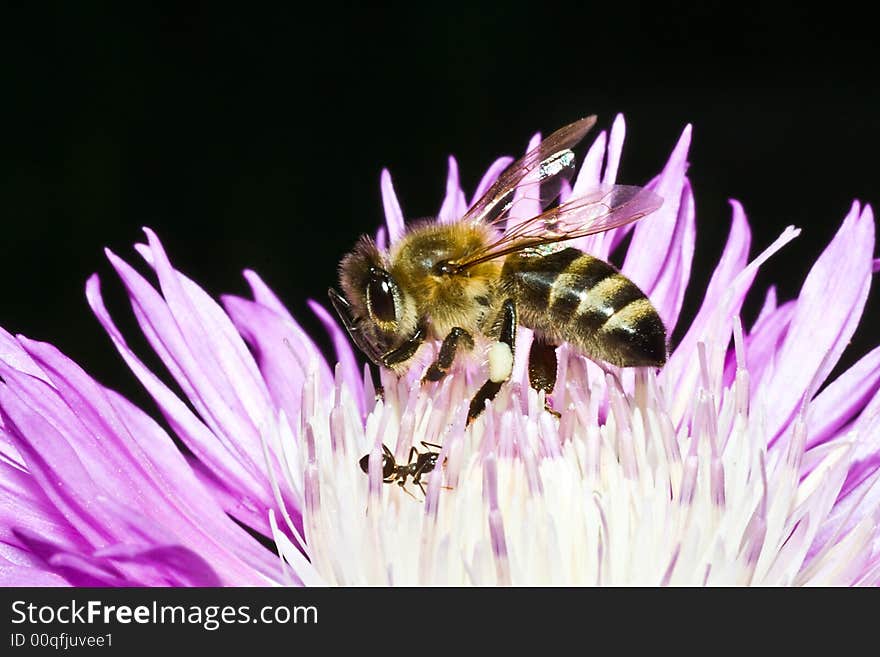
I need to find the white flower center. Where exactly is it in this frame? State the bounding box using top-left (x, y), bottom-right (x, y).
top-left (266, 331), bottom-right (873, 586)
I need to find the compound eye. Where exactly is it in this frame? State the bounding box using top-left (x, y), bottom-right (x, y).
top-left (366, 268), bottom-right (397, 324)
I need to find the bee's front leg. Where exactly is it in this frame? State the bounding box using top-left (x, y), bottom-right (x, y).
top-left (467, 299), bottom-right (516, 425)
top-left (380, 325), bottom-right (426, 368)
top-left (422, 327), bottom-right (474, 383)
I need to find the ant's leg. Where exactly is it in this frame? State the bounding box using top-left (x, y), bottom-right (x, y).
top-left (528, 338), bottom-right (561, 418)
top-left (397, 480), bottom-right (419, 501)
top-left (380, 325), bottom-right (427, 368)
top-left (467, 299), bottom-right (516, 425)
top-left (422, 327), bottom-right (474, 383)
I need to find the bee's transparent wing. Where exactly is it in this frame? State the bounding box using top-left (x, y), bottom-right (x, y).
top-left (453, 184), bottom-right (663, 270)
top-left (461, 116), bottom-right (597, 227)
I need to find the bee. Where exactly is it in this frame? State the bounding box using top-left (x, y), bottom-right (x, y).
top-left (329, 116), bottom-right (666, 425)
top-left (359, 442), bottom-right (443, 497)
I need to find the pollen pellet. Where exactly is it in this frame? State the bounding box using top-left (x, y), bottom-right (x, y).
top-left (488, 342), bottom-right (514, 383)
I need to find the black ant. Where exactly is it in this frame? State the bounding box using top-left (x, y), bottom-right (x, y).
top-left (359, 441), bottom-right (443, 497)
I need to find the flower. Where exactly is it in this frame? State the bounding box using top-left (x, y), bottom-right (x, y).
top-left (1, 115), bottom-right (878, 586)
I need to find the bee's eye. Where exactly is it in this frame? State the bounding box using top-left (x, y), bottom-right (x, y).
top-left (366, 268), bottom-right (397, 324)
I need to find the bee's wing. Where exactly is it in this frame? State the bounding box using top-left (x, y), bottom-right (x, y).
top-left (461, 116), bottom-right (598, 227)
top-left (453, 184), bottom-right (663, 271)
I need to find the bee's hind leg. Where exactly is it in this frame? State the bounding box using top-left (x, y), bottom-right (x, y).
top-left (528, 338), bottom-right (561, 418)
top-left (422, 328), bottom-right (474, 383)
top-left (467, 299), bottom-right (517, 425)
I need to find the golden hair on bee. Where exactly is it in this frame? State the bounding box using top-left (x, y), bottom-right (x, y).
top-left (328, 116), bottom-right (667, 424)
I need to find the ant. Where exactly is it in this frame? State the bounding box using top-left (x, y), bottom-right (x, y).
top-left (359, 441), bottom-right (444, 498)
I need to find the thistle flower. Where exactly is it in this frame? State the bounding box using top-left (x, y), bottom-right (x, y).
top-left (1, 115), bottom-right (878, 586)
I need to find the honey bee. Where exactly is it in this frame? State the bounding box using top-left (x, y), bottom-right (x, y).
top-left (329, 116), bottom-right (666, 424)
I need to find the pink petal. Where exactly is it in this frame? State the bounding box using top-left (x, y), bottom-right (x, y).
top-left (86, 274), bottom-right (274, 535)
top-left (307, 299), bottom-right (365, 415)
top-left (744, 300), bottom-right (796, 390)
top-left (0, 556), bottom-right (70, 586)
top-left (634, 178), bottom-right (696, 333)
top-left (381, 168), bottom-right (405, 244)
top-left (622, 125), bottom-right (692, 294)
top-left (222, 294), bottom-right (332, 424)
top-left (3, 339), bottom-right (279, 584)
top-left (242, 269), bottom-right (296, 321)
top-left (0, 327), bottom-right (48, 384)
top-left (138, 230), bottom-right (274, 431)
top-left (602, 114), bottom-right (626, 186)
top-left (806, 345), bottom-right (880, 449)
top-left (664, 201), bottom-right (751, 390)
top-left (103, 247), bottom-right (268, 481)
top-left (470, 156), bottom-right (514, 207)
top-left (664, 206), bottom-right (800, 423)
top-left (507, 132), bottom-right (543, 226)
top-left (571, 129), bottom-right (607, 196)
top-left (762, 202), bottom-right (875, 443)
top-left (0, 458), bottom-right (87, 554)
top-left (438, 156), bottom-right (468, 223)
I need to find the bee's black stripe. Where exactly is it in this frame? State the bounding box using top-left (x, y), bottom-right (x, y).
top-left (504, 247), bottom-right (583, 310)
top-left (549, 255), bottom-right (617, 325)
top-left (597, 280), bottom-right (647, 329)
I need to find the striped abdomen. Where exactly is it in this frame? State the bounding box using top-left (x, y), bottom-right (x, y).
top-left (501, 247), bottom-right (666, 367)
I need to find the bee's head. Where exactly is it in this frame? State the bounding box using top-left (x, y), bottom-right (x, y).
top-left (329, 236), bottom-right (418, 368)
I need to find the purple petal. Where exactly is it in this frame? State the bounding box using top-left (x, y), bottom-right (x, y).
top-left (438, 156), bottom-right (468, 223)
top-left (86, 274), bottom-right (274, 535)
top-left (664, 201), bottom-right (751, 391)
top-left (664, 207), bottom-right (800, 423)
top-left (94, 544), bottom-right (224, 587)
top-left (470, 156), bottom-right (514, 207)
top-left (622, 125), bottom-right (692, 294)
top-left (762, 202), bottom-right (875, 443)
top-left (307, 299), bottom-right (365, 415)
top-left (806, 345), bottom-right (880, 449)
top-left (2, 339), bottom-right (279, 584)
top-left (576, 116), bottom-right (631, 259)
top-left (242, 269), bottom-right (296, 321)
top-left (634, 178), bottom-right (696, 333)
top-left (507, 133), bottom-right (543, 227)
top-left (571, 129), bottom-right (607, 196)
top-left (222, 293), bottom-right (332, 424)
top-left (752, 286), bottom-right (779, 331)
top-left (375, 225), bottom-right (387, 251)
top-left (0, 327), bottom-right (48, 384)
top-left (381, 168), bottom-right (405, 244)
top-left (0, 557), bottom-right (71, 586)
top-left (0, 370), bottom-right (130, 548)
top-left (806, 397), bottom-right (880, 564)
top-left (104, 244), bottom-right (270, 480)
top-left (743, 300), bottom-right (796, 390)
top-left (0, 458), bottom-right (87, 554)
top-left (138, 230), bottom-right (274, 430)
top-left (602, 114), bottom-right (626, 186)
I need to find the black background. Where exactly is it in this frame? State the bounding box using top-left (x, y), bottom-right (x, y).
top-left (3, 3), bottom-right (878, 408)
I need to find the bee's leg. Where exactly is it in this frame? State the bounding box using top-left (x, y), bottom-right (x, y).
top-left (467, 299), bottom-right (516, 425)
top-left (380, 325), bottom-right (426, 368)
top-left (528, 338), bottom-right (561, 418)
top-left (422, 327), bottom-right (474, 383)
